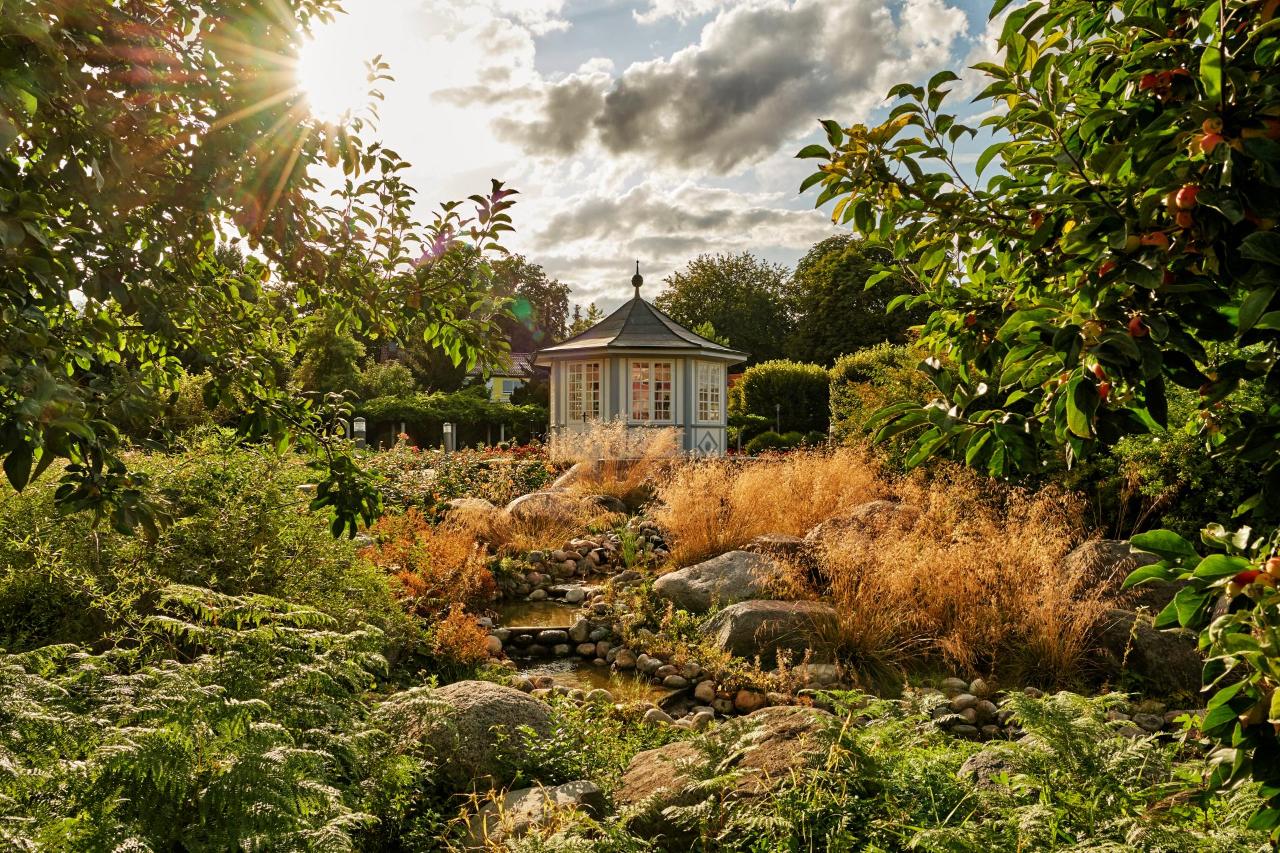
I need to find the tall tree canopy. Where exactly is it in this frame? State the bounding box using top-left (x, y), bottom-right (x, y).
top-left (1, 0), bottom-right (516, 535)
top-left (786, 235), bottom-right (925, 365)
top-left (491, 254), bottom-right (571, 352)
top-left (655, 252), bottom-right (793, 364)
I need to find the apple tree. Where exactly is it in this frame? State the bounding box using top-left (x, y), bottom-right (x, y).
top-left (1, 0), bottom-right (516, 536)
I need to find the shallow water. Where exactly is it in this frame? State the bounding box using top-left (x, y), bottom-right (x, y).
top-left (517, 657), bottom-right (672, 703)
top-left (496, 599), bottom-right (577, 628)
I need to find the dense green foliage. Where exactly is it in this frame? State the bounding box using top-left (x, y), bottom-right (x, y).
top-left (492, 255), bottom-right (572, 352)
top-left (358, 387), bottom-right (547, 447)
top-left (1, 0), bottom-right (517, 536)
top-left (786, 236), bottom-right (926, 366)
top-left (365, 443), bottom-right (556, 512)
top-left (729, 360), bottom-right (830, 435)
top-left (828, 344), bottom-right (934, 448)
top-left (801, 0), bottom-right (1280, 507)
top-left (655, 253), bottom-right (793, 364)
top-left (0, 432), bottom-right (413, 654)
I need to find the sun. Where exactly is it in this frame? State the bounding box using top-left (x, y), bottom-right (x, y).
top-left (295, 19), bottom-right (374, 123)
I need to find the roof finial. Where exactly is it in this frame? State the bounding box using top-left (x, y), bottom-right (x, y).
top-left (631, 260), bottom-right (643, 296)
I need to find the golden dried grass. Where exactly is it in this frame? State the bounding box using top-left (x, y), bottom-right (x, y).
top-left (550, 421), bottom-right (683, 508)
top-left (650, 446), bottom-right (889, 565)
top-left (653, 449), bottom-right (1109, 684)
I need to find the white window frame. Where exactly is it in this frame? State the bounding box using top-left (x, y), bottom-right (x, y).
top-left (628, 359), bottom-right (674, 424)
top-left (566, 361), bottom-right (601, 423)
top-left (695, 361), bottom-right (723, 424)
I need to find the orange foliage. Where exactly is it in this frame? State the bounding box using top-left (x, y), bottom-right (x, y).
top-left (361, 508), bottom-right (497, 616)
top-left (429, 605), bottom-right (492, 667)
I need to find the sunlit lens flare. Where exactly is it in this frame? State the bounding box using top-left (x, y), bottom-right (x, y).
top-left (295, 20), bottom-right (374, 122)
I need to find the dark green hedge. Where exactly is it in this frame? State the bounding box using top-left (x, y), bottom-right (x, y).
top-left (729, 359), bottom-right (830, 434)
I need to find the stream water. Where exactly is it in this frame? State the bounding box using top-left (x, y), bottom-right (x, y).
top-left (495, 599), bottom-right (577, 628)
top-left (518, 657), bottom-right (672, 702)
top-left (495, 597), bottom-right (670, 702)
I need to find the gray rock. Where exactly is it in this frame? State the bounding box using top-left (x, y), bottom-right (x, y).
top-left (614, 649), bottom-right (637, 670)
top-left (389, 681), bottom-right (552, 790)
top-left (643, 707), bottom-right (674, 725)
top-left (693, 680), bottom-right (716, 703)
top-left (636, 654), bottom-right (662, 675)
top-left (506, 491), bottom-right (589, 525)
top-left (465, 780), bottom-right (605, 848)
top-left (663, 675), bottom-right (689, 689)
top-left (1094, 608), bottom-right (1203, 698)
top-left (702, 600), bottom-right (839, 667)
top-left (803, 500), bottom-right (919, 543)
top-left (446, 497), bottom-right (497, 515)
top-left (568, 618), bottom-right (590, 644)
top-left (653, 550), bottom-right (787, 613)
top-left (537, 629), bottom-right (569, 645)
top-left (485, 635), bottom-right (503, 656)
top-left (940, 677), bottom-right (969, 697)
top-left (617, 706), bottom-right (834, 844)
top-left (576, 642), bottom-right (597, 657)
top-left (529, 589), bottom-right (548, 601)
top-left (563, 587), bottom-right (586, 604)
top-left (552, 644), bottom-right (571, 656)
top-left (1133, 713), bottom-right (1164, 733)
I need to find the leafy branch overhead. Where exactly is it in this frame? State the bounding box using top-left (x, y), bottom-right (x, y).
top-left (800, 0), bottom-right (1280, 510)
top-left (0, 1), bottom-right (518, 535)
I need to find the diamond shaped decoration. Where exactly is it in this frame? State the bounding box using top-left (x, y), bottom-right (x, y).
top-left (697, 431), bottom-right (718, 456)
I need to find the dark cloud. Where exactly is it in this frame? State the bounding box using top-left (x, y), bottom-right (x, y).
top-left (493, 0), bottom-right (966, 173)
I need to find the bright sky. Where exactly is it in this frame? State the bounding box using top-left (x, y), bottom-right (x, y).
top-left (296, 0), bottom-right (1000, 312)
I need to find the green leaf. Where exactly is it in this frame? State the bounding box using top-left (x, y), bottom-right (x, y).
top-left (1065, 377), bottom-right (1096, 438)
top-left (3, 446), bottom-right (32, 491)
top-left (1172, 585), bottom-right (1211, 628)
top-left (1241, 232), bottom-right (1280, 265)
top-left (1120, 562), bottom-right (1174, 589)
top-left (1191, 554), bottom-right (1253, 581)
top-left (796, 144), bottom-right (830, 159)
top-left (927, 70), bottom-right (960, 91)
top-left (1239, 287), bottom-right (1275, 332)
top-left (1130, 529), bottom-right (1199, 562)
top-left (1201, 701), bottom-right (1238, 733)
top-left (1200, 46), bottom-right (1223, 102)
top-left (975, 141), bottom-right (1010, 177)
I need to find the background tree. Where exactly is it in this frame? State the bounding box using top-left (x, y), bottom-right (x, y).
top-left (655, 253), bottom-right (793, 364)
top-left (293, 310), bottom-right (366, 396)
top-left (786, 235), bottom-right (924, 365)
top-left (0, 0), bottom-right (517, 535)
top-left (693, 320), bottom-right (731, 347)
top-left (567, 302), bottom-right (605, 336)
top-left (491, 255), bottom-right (571, 351)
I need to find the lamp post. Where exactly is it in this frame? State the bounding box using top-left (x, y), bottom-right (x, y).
top-left (353, 417), bottom-right (366, 449)
top-left (775, 403), bottom-right (781, 434)
top-left (443, 422), bottom-right (455, 453)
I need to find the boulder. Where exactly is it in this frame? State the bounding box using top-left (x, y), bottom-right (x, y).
top-left (701, 599), bottom-right (839, 666)
top-left (803, 499), bottom-right (918, 543)
top-left (743, 533), bottom-right (813, 562)
top-left (445, 497), bottom-right (497, 515)
top-left (617, 706), bottom-right (835, 846)
top-left (653, 551), bottom-right (787, 613)
top-left (465, 781), bottom-right (605, 849)
top-left (506, 491), bottom-right (588, 525)
top-left (1093, 608), bottom-right (1203, 698)
top-left (415, 680), bottom-right (553, 789)
top-left (1064, 539), bottom-right (1181, 610)
top-left (958, 747), bottom-right (1018, 789)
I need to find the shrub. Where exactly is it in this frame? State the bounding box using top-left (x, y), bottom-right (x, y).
top-left (729, 359), bottom-right (830, 434)
top-left (744, 430), bottom-right (787, 454)
top-left (727, 412), bottom-right (770, 449)
top-left (359, 360), bottom-right (418, 400)
top-left (426, 605), bottom-right (493, 670)
top-left (0, 435), bottom-right (412, 653)
top-left (361, 509), bottom-right (497, 616)
top-left (828, 344), bottom-right (934, 451)
top-left (366, 443), bottom-right (557, 512)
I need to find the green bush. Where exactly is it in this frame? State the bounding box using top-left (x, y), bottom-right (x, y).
top-left (727, 412), bottom-right (770, 449)
top-left (828, 344), bottom-right (934, 447)
top-left (359, 360), bottom-right (417, 400)
top-left (744, 430), bottom-right (788, 454)
top-left (729, 359), bottom-right (829, 434)
top-left (1063, 383), bottom-right (1274, 539)
top-left (0, 431), bottom-right (414, 654)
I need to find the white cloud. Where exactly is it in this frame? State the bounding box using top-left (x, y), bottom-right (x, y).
top-left (483, 0), bottom-right (968, 174)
